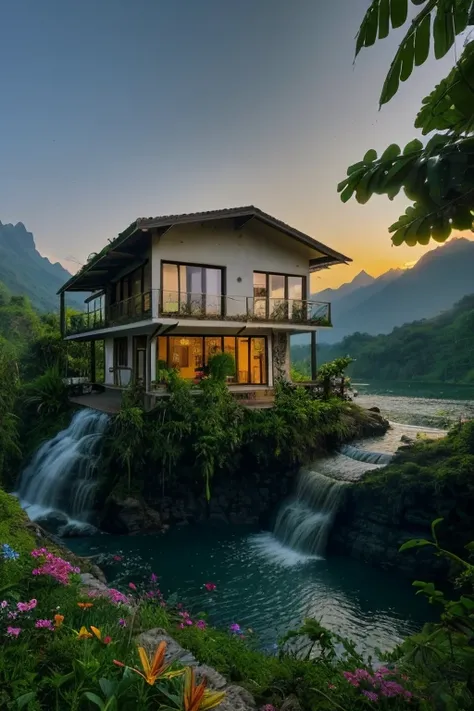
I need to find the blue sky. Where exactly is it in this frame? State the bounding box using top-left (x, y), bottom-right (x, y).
top-left (0, 0), bottom-right (461, 289)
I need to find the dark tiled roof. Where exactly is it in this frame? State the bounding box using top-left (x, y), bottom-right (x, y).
top-left (58, 205), bottom-right (351, 293)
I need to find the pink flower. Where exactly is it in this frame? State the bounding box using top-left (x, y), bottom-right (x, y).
top-left (113, 555), bottom-right (123, 562)
top-left (150, 573), bottom-right (158, 583)
top-left (260, 706), bottom-right (277, 711)
top-left (128, 582), bottom-right (137, 591)
top-left (118, 618), bottom-right (127, 627)
top-left (6, 626), bottom-right (21, 637)
top-left (204, 582), bottom-right (216, 592)
top-left (0, 600), bottom-right (8, 609)
top-left (179, 623), bottom-right (185, 629)
top-left (35, 619), bottom-right (54, 630)
top-left (30, 550), bottom-right (79, 585)
top-left (108, 589), bottom-right (129, 605)
top-left (362, 690), bottom-right (379, 702)
top-left (196, 620), bottom-right (207, 630)
top-left (17, 599), bottom-right (37, 613)
top-left (7, 612), bottom-right (18, 620)
top-left (185, 619), bottom-right (193, 626)
top-left (103, 635), bottom-right (112, 645)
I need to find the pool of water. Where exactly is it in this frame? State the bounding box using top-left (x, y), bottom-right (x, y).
top-left (68, 524), bottom-right (432, 658)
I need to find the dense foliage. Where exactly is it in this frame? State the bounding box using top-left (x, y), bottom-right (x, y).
top-left (339, 0), bottom-right (474, 246)
top-left (291, 294), bottom-right (474, 383)
top-left (359, 420), bottom-right (474, 556)
top-left (102, 367), bottom-right (382, 506)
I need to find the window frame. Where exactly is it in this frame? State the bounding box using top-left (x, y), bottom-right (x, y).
top-left (160, 261), bottom-right (227, 317)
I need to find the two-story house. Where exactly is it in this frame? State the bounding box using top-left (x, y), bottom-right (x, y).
top-left (59, 206), bottom-right (350, 406)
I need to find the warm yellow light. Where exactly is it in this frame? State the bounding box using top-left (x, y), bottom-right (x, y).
top-left (180, 338), bottom-right (190, 346)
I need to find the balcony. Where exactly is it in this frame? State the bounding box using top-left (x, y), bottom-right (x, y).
top-left (65, 289), bottom-right (331, 336)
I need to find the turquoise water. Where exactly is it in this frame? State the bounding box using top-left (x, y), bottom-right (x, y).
top-left (68, 525), bottom-right (431, 658)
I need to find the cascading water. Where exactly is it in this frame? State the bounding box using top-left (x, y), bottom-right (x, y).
top-left (17, 408), bottom-right (109, 534)
top-left (272, 469), bottom-right (347, 557)
top-left (338, 443), bottom-right (394, 466)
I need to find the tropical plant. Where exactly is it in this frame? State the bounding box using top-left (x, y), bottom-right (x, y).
top-left (394, 519), bottom-right (474, 709)
top-left (338, 0), bottom-right (474, 246)
top-left (112, 405), bottom-right (146, 492)
top-left (22, 365), bottom-right (70, 416)
top-left (316, 356), bottom-right (354, 400)
top-left (207, 352), bottom-right (235, 382)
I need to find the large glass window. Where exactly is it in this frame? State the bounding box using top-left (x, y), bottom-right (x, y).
top-left (157, 335), bottom-right (267, 384)
top-left (162, 263), bottom-right (224, 317)
top-left (252, 272), bottom-right (306, 321)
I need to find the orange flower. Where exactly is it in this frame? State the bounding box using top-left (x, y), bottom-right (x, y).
top-left (77, 602), bottom-right (94, 609)
top-left (77, 626), bottom-right (93, 639)
top-left (54, 614), bottom-right (64, 628)
top-left (113, 641), bottom-right (183, 686)
top-left (183, 667), bottom-right (225, 710)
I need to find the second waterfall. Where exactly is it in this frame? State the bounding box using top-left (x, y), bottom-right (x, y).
top-left (273, 468), bottom-right (347, 557)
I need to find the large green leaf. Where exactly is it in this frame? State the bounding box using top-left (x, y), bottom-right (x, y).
top-left (363, 148), bottom-right (378, 163)
top-left (403, 138), bottom-right (423, 154)
top-left (391, 0), bottom-right (409, 28)
top-left (380, 54), bottom-right (403, 104)
top-left (399, 538), bottom-right (433, 551)
top-left (415, 13), bottom-right (431, 65)
top-left (433, 1), bottom-right (455, 59)
top-left (400, 32), bottom-right (416, 80)
top-left (379, 0), bottom-right (391, 37)
top-left (381, 143), bottom-right (401, 160)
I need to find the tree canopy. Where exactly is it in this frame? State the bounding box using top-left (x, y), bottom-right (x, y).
top-left (338, 0), bottom-right (474, 246)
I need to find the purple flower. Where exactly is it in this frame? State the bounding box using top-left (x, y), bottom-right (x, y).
top-left (196, 620), bottom-right (207, 630)
top-left (1, 600), bottom-right (9, 609)
top-left (17, 599), bottom-right (37, 613)
top-left (150, 573), bottom-right (158, 583)
top-left (35, 619), bottom-right (54, 630)
top-left (6, 626), bottom-right (21, 637)
top-left (362, 690), bottom-right (379, 702)
top-left (7, 611), bottom-right (18, 620)
top-left (118, 618), bottom-right (127, 627)
top-left (230, 623), bottom-right (243, 635)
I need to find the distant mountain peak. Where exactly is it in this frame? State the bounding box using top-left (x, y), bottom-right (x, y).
top-left (351, 270), bottom-right (374, 286)
top-left (0, 218), bottom-right (80, 311)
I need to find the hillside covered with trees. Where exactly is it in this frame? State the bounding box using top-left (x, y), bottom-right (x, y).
top-left (291, 294), bottom-right (474, 383)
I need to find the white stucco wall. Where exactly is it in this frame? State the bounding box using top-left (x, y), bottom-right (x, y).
top-left (151, 220), bottom-right (317, 317)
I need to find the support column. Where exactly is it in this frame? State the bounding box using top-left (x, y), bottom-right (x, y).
top-left (60, 292), bottom-right (66, 337)
top-left (90, 341), bottom-right (96, 383)
top-left (311, 331), bottom-right (317, 381)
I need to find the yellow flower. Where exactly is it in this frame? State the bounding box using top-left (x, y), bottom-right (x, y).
top-left (183, 667), bottom-right (226, 710)
top-left (113, 641), bottom-right (184, 686)
top-left (77, 626), bottom-right (93, 639)
top-left (77, 602), bottom-right (94, 609)
top-left (54, 614), bottom-right (64, 628)
top-left (90, 626), bottom-right (101, 640)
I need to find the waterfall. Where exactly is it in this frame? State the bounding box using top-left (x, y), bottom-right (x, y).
top-left (273, 469), bottom-right (347, 557)
top-left (338, 443), bottom-right (394, 466)
top-left (17, 408), bottom-right (109, 534)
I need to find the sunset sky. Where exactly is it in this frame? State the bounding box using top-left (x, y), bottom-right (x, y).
top-left (1, 0), bottom-right (469, 291)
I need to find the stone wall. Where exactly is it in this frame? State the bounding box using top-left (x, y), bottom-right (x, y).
top-left (328, 483), bottom-right (448, 579)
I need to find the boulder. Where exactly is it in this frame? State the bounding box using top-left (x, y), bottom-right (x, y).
top-left (34, 510), bottom-right (69, 534)
top-left (101, 496), bottom-right (164, 534)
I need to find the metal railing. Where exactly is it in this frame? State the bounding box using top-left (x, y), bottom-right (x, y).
top-left (65, 289), bottom-right (331, 335)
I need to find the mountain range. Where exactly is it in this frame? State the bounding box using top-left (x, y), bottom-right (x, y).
top-left (0, 221), bottom-right (80, 311)
top-left (310, 238), bottom-right (474, 344)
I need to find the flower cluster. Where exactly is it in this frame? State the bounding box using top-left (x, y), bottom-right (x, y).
top-left (17, 599), bottom-right (37, 613)
top-left (87, 587), bottom-right (130, 605)
top-left (31, 549), bottom-right (80, 585)
top-left (1, 543), bottom-right (19, 561)
top-left (230, 623), bottom-right (244, 637)
top-left (343, 667), bottom-right (412, 702)
top-left (35, 619), bottom-right (55, 631)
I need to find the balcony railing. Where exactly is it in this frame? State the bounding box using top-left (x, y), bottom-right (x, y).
top-left (65, 289), bottom-right (331, 335)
